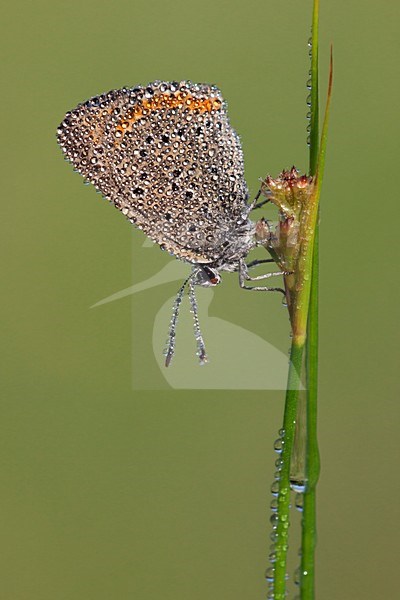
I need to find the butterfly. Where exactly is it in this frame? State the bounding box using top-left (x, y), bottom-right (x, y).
top-left (57, 81), bottom-right (284, 365)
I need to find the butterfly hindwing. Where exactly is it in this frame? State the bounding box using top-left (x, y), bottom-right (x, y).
top-left (57, 81), bottom-right (250, 263)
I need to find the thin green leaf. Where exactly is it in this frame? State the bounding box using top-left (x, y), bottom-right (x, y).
top-left (315, 46), bottom-right (333, 190)
top-left (309, 0), bottom-right (320, 176)
top-left (301, 43), bottom-right (333, 600)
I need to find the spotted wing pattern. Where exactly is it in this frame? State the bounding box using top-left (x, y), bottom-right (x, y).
top-left (57, 81), bottom-right (250, 264)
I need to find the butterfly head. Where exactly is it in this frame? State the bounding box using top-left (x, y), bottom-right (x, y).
top-left (193, 265), bottom-right (221, 287)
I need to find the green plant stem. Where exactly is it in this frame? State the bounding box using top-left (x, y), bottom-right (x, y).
top-left (300, 488), bottom-right (317, 597)
top-left (273, 340), bottom-right (304, 600)
top-left (299, 0), bottom-right (321, 595)
top-left (301, 225), bottom-right (321, 599)
top-left (272, 3), bottom-right (332, 597)
top-left (309, 0), bottom-right (319, 176)
top-left (273, 149), bottom-right (321, 600)
top-left (306, 222), bottom-right (320, 493)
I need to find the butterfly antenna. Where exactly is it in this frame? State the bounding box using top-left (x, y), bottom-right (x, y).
top-left (164, 273), bottom-right (193, 367)
top-left (188, 278), bottom-right (208, 365)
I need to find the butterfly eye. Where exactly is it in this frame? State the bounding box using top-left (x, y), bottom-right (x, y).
top-left (202, 266), bottom-right (221, 285)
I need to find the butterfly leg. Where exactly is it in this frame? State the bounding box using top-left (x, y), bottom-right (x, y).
top-left (248, 188), bottom-right (270, 211)
top-left (246, 258), bottom-right (275, 269)
top-left (252, 198), bottom-right (270, 210)
top-left (238, 259), bottom-right (286, 293)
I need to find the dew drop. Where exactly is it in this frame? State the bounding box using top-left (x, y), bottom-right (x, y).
top-left (270, 513), bottom-right (279, 527)
top-left (271, 481), bottom-right (279, 496)
top-left (295, 493), bottom-right (304, 512)
top-left (290, 479), bottom-right (306, 493)
top-left (270, 498), bottom-right (278, 512)
top-left (274, 438), bottom-right (284, 453)
top-left (265, 567), bottom-right (275, 582)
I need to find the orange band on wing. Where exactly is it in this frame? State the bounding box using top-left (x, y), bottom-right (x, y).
top-left (115, 91), bottom-right (222, 140)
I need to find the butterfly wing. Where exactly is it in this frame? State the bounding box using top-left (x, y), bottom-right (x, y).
top-left (57, 81), bottom-right (250, 264)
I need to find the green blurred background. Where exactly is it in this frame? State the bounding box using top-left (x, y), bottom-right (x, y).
top-left (1, 0), bottom-right (399, 598)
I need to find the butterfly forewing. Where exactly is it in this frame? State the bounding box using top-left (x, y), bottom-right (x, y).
top-left (57, 81), bottom-right (250, 264)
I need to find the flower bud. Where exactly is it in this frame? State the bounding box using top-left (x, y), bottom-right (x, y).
top-left (260, 167), bottom-right (314, 218)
